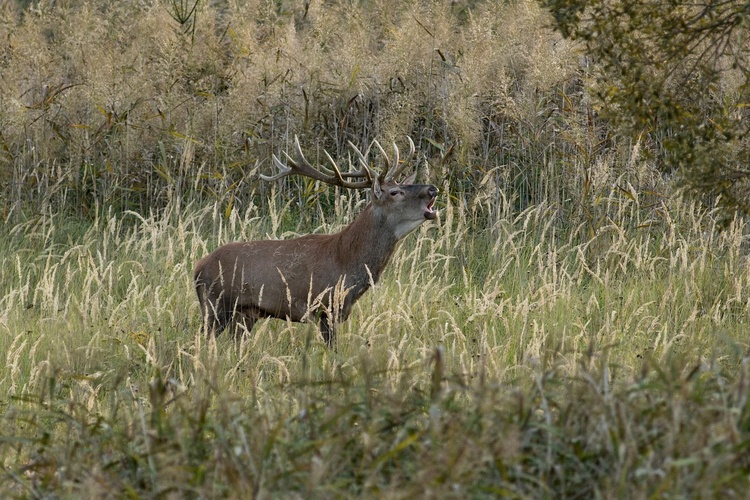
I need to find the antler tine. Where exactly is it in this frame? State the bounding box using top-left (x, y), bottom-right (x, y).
top-left (405, 135), bottom-right (416, 158)
top-left (321, 143), bottom-right (373, 188)
top-left (260, 135), bottom-right (372, 189)
top-left (375, 136), bottom-right (415, 182)
top-left (346, 140), bottom-right (377, 182)
top-left (260, 153), bottom-right (294, 181)
top-left (260, 136), bottom-right (316, 182)
top-left (328, 150), bottom-right (374, 183)
top-left (390, 136), bottom-right (415, 181)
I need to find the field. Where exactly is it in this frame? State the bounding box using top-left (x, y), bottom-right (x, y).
top-left (2, 0), bottom-right (750, 497)
top-left (3, 189), bottom-right (750, 497)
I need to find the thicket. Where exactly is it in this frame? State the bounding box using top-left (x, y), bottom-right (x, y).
top-left (542, 0), bottom-right (750, 222)
top-left (0, 0), bottom-right (664, 227)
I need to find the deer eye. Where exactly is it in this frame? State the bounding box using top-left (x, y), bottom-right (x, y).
top-left (389, 189), bottom-right (401, 196)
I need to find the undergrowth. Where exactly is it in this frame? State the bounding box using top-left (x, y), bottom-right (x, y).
top-left (1, 189), bottom-right (749, 496)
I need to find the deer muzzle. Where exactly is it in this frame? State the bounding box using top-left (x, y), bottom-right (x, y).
top-left (424, 185), bottom-right (438, 220)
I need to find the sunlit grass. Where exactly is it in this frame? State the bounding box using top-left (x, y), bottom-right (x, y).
top-left (1, 190), bottom-right (749, 495)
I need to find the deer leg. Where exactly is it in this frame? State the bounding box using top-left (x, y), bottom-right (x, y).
top-left (204, 315), bottom-right (227, 337)
top-left (200, 298), bottom-right (231, 338)
top-left (196, 278), bottom-right (234, 338)
top-left (196, 283), bottom-right (217, 336)
top-left (318, 298), bottom-right (356, 347)
top-left (318, 313), bottom-right (335, 348)
top-left (232, 306), bottom-right (261, 340)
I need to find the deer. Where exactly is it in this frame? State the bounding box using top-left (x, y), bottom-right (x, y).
top-left (193, 136), bottom-right (438, 346)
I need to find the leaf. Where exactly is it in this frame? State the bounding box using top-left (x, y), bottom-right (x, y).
top-left (425, 138), bottom-right (445, 152)
top-left (370, 430), bottom-right (423, 469)
top-left (225, 193), bottom-right (234, 219)
top-left (616, 184), bottom-right (636, 201)
top-left (348, 64), bottom-right (360, 89)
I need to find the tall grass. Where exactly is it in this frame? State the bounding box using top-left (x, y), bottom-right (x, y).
top-left (1, 0), bottom-right (750, 496)
top-left (0, 0), bottom-right (610, 219)
top-left (1, 184), bottom-right (749, 496)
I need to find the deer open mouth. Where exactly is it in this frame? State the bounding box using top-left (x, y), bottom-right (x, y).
top-left (424, 197), bottom-right (437, 220)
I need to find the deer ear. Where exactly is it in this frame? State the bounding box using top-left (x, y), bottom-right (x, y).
top-left (372, 177), bottom-right (384, 199)
top-left (400, 172), bottom-right (417, 186)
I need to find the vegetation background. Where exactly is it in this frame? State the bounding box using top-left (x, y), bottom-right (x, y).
top-left (1, 0), bottom-right (749, 496)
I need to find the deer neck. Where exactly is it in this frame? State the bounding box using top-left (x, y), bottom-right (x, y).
top-left (334, 204), bottom-right (399, 283)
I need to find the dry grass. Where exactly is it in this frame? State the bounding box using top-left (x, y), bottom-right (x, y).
top-left (1, 0), bottom-right (750, 496)
top-left (0, 0), bottom-right (588, 218)
top-left (1, 182), bottom-right (749, 496)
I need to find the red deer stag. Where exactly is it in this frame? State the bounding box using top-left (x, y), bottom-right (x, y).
top-left (193, 136), bottom-right (438, 346)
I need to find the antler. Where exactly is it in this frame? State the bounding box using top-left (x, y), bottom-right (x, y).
top-left (263, 136), bottom-right (373, 189)
top-left (262, 135), bottom-right (416, 189)
top-left (380, 136), bottom-right (415, 182)
top-left (349, 136), bottom-right (415, 184)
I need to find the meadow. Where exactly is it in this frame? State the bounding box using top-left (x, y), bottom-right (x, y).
top-left (3, 184), bottom-right (750, 497)
top-left (1, 0), bottom-right (750, 497)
